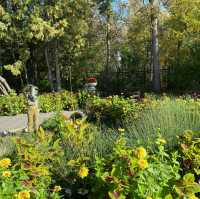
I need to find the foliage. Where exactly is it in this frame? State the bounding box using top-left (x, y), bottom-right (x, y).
top-left (38, 91), bottom-right (78, 113)
top-left (86, 95), bottom-right (141, 126)
top-left (0, 91), bottom-right (77, 115)
top-left (77, 90), bottom-right (91, 109)
top-left (175, 173), bottom-right (200, 198)
top-left (0, 137), bottom-right (15, 158)
top-left (14, 128), bottom-right (64, 198)
top-left (124, 96), bottom-right (200, 147)
top-left (90, 133), bottom-right (181, 199)
top-left (0, 157), bottom-right (61, 199)
top-left (0, 91), bottom-right (26, 116)
top-left (179, 130), bottom-right (200, 177)
top-left (43, 114), bottom-right (113, 161)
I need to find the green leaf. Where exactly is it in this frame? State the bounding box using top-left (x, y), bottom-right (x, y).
top-left (183, 173), bottom-right (195, 184)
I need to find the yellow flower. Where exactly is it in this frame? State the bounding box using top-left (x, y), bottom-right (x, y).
top-left (75, 120), bottom-right (81, 125)
top-left (53, 185), bottom-right (62, 192)
top-left (135, 147), bottom-right (147, 159)
top-left (0, 158), bottom-right (11, 168)
top-left (17, 191), bottom-right (30, 199)
top-left (138, 159), bottom-right (148, 170)
top-left (2, 171), bottom-right (11, 177)
top-left (78, 166), bottom-right (89, 179)
top-left (118, 128), bottom-right (125, 132)
top-left (188, 194), bottom-right (198, 199)
top-left (157, 138), bottom-right (167, 145)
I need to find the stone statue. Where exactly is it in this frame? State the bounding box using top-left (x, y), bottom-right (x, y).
top-left (24, 85), bottom-right (39, 132)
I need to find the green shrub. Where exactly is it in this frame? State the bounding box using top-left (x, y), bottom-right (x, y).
top-left (0, 156), bottom-right (61, 199)
top-left (38, 91), bottom-right (78, 113)
top-left (14, 128), bottom-right (64, 198)
top-left (179, 130), bottom-right (200, 177)
top-left (77, 90), bottom-right (91, 109)
top-left (42, 114), bottom-right (115, 161)
top-left (86, 95), bottom-right (141, 126)
top-left (0, 90), bottom-right (78, 115)
top-left (89, 133), bottom-right (181, 199)
top-left (63, 131), bottom-right (200, 199)
top-left (0, 92), bottom-right (26, 116)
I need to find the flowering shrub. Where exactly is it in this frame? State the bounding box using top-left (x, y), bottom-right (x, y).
top-left (0, 158), bottom-right (61, 199)
top-left (90, 132), bottom-right (181, 199)
top-left (0, 90), bottom-right (78, 115)
top-left (179, 130), bottom-right (200, 179)
top-left (0, 91), bottom-right (26, 116)
top-left (38, 91), bottom-right (78, 112)
top-left (14, 128), bottom-right (64, 198)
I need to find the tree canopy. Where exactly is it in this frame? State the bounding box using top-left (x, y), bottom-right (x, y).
top-left (0, 0), bottom-right (199, 93)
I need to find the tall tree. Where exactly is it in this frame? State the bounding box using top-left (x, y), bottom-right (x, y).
top-left (150, 0), bottom-right (160, 92)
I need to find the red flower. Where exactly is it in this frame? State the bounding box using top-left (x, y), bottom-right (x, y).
top-left (86, 77), bottom-right (97, 83)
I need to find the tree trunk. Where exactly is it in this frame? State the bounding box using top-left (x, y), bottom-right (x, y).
top-left (106, 12), bottom-right (111, 72)
top-left (55, 40), bottom-right (61, 91)
top-left (33, 48), bottom-right (38, 85)
top-left (0, 75), bottom-right (11, 95)
top-left (150, 0), bottom-right (161, 92)
top-left (45, 43), bottom-right (54, 91)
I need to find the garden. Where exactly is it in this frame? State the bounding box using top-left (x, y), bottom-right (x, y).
top-left (0, 92), bottom-right (200, 199)
top-left (0, 0), bottom-right (200, 198)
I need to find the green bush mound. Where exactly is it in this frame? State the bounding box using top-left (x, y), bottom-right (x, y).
top-left (0, 91), bottom-right (78, 115)
top-left (85, 95), bottom-right (142, 126)
top-left (0, 92), bottom-right (27, 116)
top-left (38, 91), bottom-right (78, 113)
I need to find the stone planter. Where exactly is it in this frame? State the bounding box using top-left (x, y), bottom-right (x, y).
top-left (85, 82), bottom-right (97, 87)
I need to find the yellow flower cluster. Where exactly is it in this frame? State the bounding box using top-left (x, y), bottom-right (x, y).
top-left (0, 158), bottom-right (11, 168)
top-left (138, 159), bottom-right (149, 170)
top-left (135, 147), bottom-right (149, 170)
top-left (2, 171), bottom-right (11, 177)
top-left (135, 147), bottom-right (147, 159)
top-left (53, 185), bottom-right (62, 192)
top-left (78, 166), bottom-right (89, 179)
top-left (17, 191), bottom-right (30, 199)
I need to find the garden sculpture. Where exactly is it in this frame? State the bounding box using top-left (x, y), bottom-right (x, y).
top-left (24, 84), bottom-right (39, 132)
top-left (84, 77), bottom-right (97, 94)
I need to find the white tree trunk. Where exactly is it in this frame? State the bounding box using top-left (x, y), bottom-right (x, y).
top-left (55, 40), bottom-right (61, 91)
top-left (150, 0), bottom-right (161, 92)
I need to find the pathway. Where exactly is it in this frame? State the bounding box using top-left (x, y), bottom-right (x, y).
top-left (0, 111), bottom-right (75, 133)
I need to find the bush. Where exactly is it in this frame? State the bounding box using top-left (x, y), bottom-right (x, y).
top-left (179, 130), bottom-right (200, 178)
top-left (62, 131), bottom-right (200, 199)
top-left (0, 156), bottom-right (61, 198)
top-left (14, 128), bottom-right (64, 198)
top-left (0, 92), bottom-right (26, 116)
top-left (77, 90), bottom-right (91, 109)
top-left (86, 95), bottom-right (141, 126)
top-left (0, 90), bottom-right (78, 115)
top-left (38, 91), bottom-right (78, 113)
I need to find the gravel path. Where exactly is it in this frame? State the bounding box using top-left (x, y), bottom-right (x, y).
top-left (0, 111), bottom-right (75, 132)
